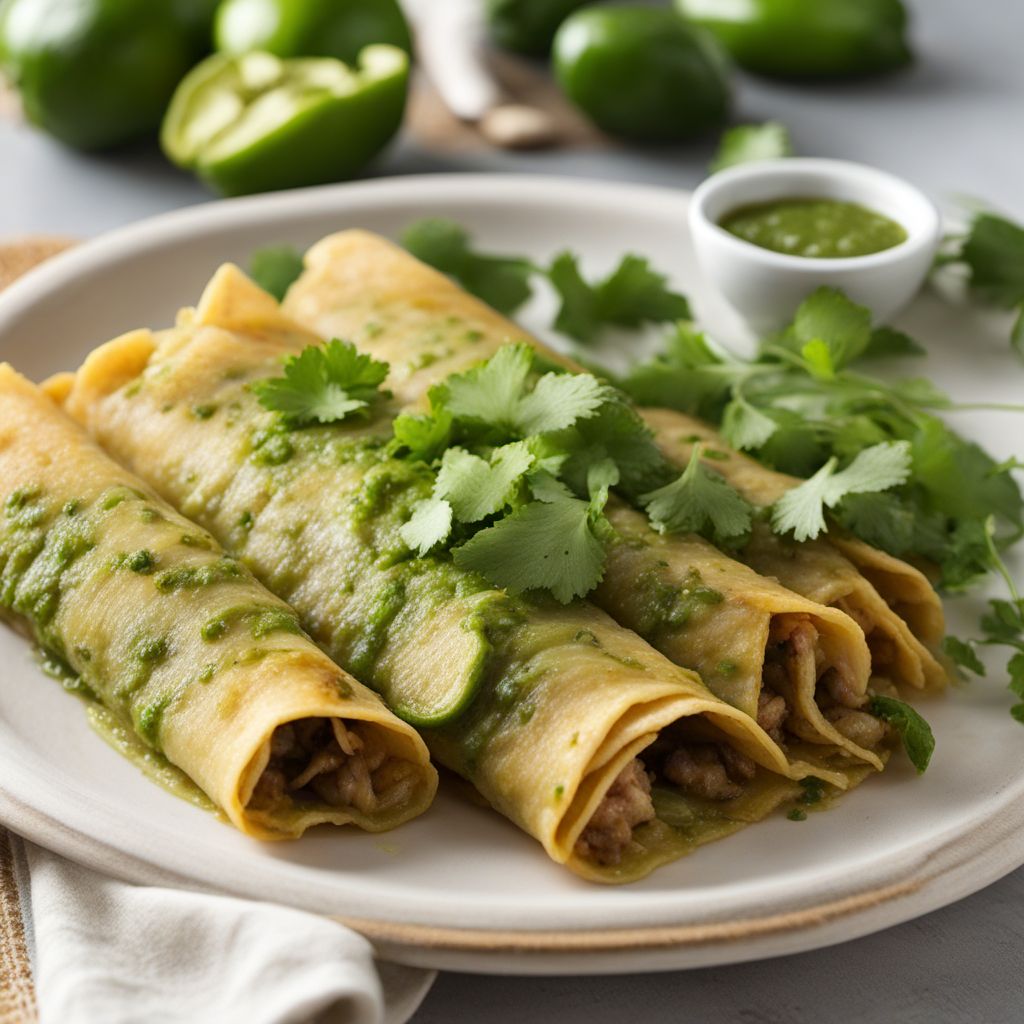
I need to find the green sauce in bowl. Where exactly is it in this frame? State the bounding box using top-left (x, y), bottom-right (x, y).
top-left (720, 198), bottom-right (907, 259)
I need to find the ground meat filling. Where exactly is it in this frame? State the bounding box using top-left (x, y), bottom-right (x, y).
top-left (248, 717), bottom-right (411, 815)
top-left (662, 742), bottom-right (756, 801)
top-left (766, 616), bottom-right (887, 751)
top-left (757, 688), bottom-right (788, 744)
top-left (574, 759), bottom-right (655, 866)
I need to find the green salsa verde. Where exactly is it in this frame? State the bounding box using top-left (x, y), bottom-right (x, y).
top-left (720, 198), bottom-right (907, 259)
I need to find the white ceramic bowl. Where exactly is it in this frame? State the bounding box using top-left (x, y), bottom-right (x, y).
top-left (689, 158), bottom-right (941, 332)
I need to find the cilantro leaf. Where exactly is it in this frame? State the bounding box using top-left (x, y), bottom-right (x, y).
top-left (390, 408), bottom-right (453, 462)
top-left (400, 498), bottom-right (453, 556)
top-left (862, 326), bottom-right (925, 360)
top-left (941, 211), bottom-right (1024, 355)
top-left (641, 445), bottom-right (753, 547)
top-left (868, 696), bottom-right (935, 773)
top-left (943, 635), bottom-right (986, 676)
top-left (960, 212), bottom-right (1024, 309)
top-left (771, 442), bottom-right (912, 542)
top-left (774, 287), bottom-right (872, 372)
top-left (620, 323), bottom-right (737, 419)
top-left (709, 121), bottom-right (792, 173)
top-left (721, 396), bottom-right (778, 450)
top-left (517, 372), bottom-right (610, 435)
top-left (453, 492), bottom-right (607, 604)
top-left (549, 252), bottom-right (691, 344)
top-left (248, 245), bottom-right (304, 301)
top-left (435, 442), bottom-right (534, 522)
top-left (440, 343), bottom-right (609, 438)
top-left (586, 458), bottom-right (620, 512)
top-left (252, 340), bottom-right (389, 427)
top-left (402, 219), bottom-right (535, 315)
top-left (441, 343), bottom-right (534, 429)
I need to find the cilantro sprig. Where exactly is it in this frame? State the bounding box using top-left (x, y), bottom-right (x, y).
top-left (402, 219), bottom-right (535, 316)
top-left (401, 218), bottom-right (690, 344)
top-left (548, 252), bottom-right (691, 343)
top-left (253, 339), bottom-right (390, 427)
top-left (641, 444), bottom-right (752, 547)
top-left (942, 518), bottom-right (1024, 722)
top-left (940, 211), bottom-right (1024, 357)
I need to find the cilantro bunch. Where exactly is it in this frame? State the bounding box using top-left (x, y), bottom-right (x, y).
top-left (620, 288), bottom-right (1023, 589)
top-left (389, 343), bottom-right (762, 602)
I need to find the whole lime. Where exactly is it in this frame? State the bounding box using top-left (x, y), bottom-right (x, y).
top-left (553, 6), bottom-right (731, 143)
top-left (0, 0), bottom-right (210, 150)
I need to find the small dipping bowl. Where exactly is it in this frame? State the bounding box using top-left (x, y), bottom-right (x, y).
top-left (689, 158), bottom-right (941, 332)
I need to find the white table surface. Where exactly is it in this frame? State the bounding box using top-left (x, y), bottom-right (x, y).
top-left (1, 0), bottom-right (1021, 1020)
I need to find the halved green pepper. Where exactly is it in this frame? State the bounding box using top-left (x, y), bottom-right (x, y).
top-left (214, 0), bottom-right (412, 65)
top-left (675, 0), bottom-right (912, 79)
top-left (161, 44), bottom-right (408, 196)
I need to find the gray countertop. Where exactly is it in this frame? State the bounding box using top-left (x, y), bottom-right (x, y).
top-left (1, 0), bottom-right (1021, 1020)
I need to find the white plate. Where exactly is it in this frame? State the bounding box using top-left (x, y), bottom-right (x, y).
top-left (0, 175), bottom-right (1022, 976)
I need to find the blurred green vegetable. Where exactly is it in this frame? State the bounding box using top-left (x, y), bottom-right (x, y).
top-left (553, 6), bottom-right (730, 143)
top-left (484, 0), bottom-right (592, 56)
top-left (214, 0), bottom-right (411, 64)
top-left (0, 0), bottom-right (215, 150)
top-left (249, 245), bottom-right (305, 300)
top-left (709, 121), bottom-right (792, 173)
top-left (161, 44), bottom-right (408, 196)
top-left (675, 0), bottom-right (911, 78)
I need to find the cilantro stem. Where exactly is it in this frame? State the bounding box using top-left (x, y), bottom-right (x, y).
top-left (984, 516), bottom-right (1022, 603)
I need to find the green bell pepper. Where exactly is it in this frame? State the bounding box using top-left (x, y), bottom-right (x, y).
top-left (553, 6), bottom-right (731, 143)
top-left (0, 0), bottom-right (216, 150)
top-left (484, 0), bottom-right (592, 56)
top-left (161, 44), bottom-right (408, 196)
top-left (674, 0), bottom-right (912, 78)
top-left (214, 0), bottom-right (411, 65)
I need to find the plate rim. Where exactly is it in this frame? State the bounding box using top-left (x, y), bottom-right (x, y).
top-left (1, 172), bottom-right (1023, 973)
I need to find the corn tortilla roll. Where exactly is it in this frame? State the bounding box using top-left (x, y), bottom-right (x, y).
top-left (53, 269), bottom-right (823, 883)
top-left (639, 409), bottom-right (947, 690)
top-left (0, 364), bottom-right (436, 839)
top-left (283, 230), bottom-right (900, 767)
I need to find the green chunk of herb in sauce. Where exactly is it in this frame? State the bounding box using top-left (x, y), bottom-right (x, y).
top-left (720, 198), bottom-right (907, 259)
top-left (111, 549), bottom-right (157, 574)
top-left (200, 604), bottom-right (302, 642)
top-left (154, 558), bottom-right (243, 593)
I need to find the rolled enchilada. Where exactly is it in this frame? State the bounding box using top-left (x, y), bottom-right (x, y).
top-left (0, 364), bottom-right (436, 838)
top-left (283, 230), bottom-right (899, 770)
top-left (54, 269), bottom-right (827, 882)
top-left (639, 410), bottom-right (947, 690)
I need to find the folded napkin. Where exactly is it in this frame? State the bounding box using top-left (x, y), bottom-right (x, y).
top-left (3, 832), bottom-right (434, 1024)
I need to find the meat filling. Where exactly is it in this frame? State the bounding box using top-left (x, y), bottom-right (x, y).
top-left (574, 759), bottom-right (655, 866)
top-left (663, 742), bottom-right (756, 801)
top-left (575, 733), bottom-right (762, 865)
top-left (248, 717), bottom-right (414, 815)
top-left (766, 617), bottom-right (888, 751)
top-left (756, 688), bottom-right (788, 744)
